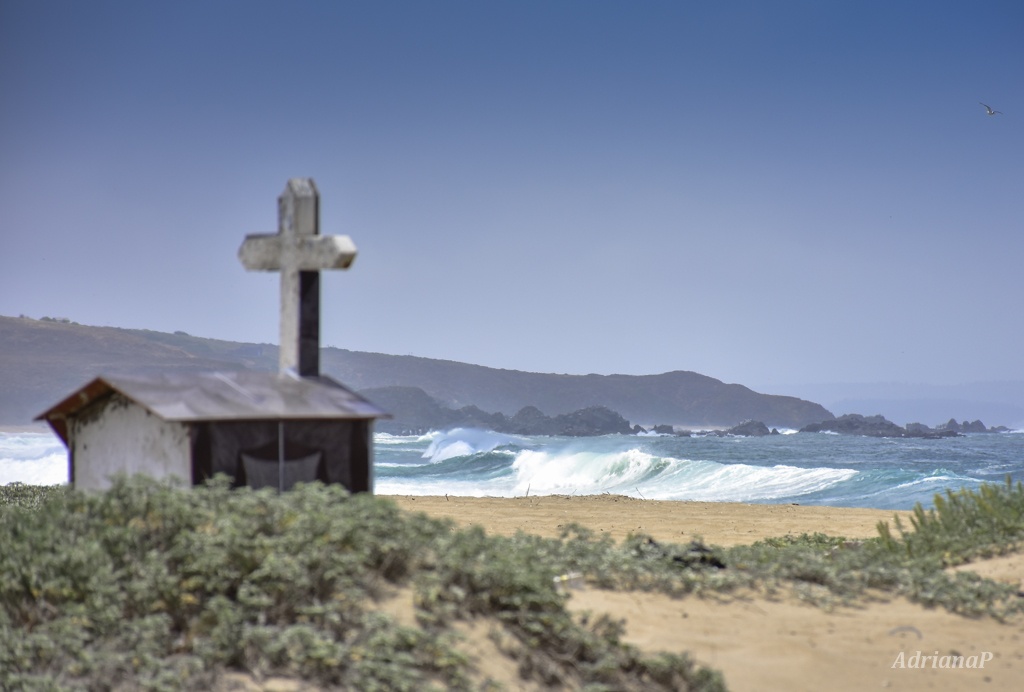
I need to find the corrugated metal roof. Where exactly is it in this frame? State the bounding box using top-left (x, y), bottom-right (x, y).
top-left (36, 371), bottom-right (390, 431)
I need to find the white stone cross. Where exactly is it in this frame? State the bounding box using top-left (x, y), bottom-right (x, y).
top-left (238, 178), bottom-right (357, 376)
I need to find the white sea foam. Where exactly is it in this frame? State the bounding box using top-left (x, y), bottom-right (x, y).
top-left (5, 427), bottom-right (1022, 510)
top-left (374, 433), bottom-right (413, 445)
top-left (512, 447), bottom-right (662, 495)
top-left (508, 446), bottom-right (856, 502)
top-left (654, 462), bottom-right (857, 502)
top-left (421, 428), bottom-right (523, 464)
top-left (891, 473), bottom-right (975, 492)
top-left (0, 432), bottom-right (68, 485)
top-left (426, 440), bottom-right (475, 463)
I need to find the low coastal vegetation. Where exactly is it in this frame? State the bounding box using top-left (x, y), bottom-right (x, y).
top-left (2, 477), bottom-right (1022, 691)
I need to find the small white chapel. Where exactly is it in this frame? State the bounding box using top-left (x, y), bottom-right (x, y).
top-left (36, 179), bottom-right (388, 493)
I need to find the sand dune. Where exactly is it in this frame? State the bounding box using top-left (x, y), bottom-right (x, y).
top-left (382, 495), bottom-right (1022, 691)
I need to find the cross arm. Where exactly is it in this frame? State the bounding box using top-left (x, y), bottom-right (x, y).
top-left (238, 234), bottom-right (358, 271)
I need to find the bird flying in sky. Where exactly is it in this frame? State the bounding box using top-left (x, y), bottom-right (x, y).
top-left (980, 102), bottom-right (1003, 116)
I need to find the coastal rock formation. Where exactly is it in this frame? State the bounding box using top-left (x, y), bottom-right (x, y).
top-left (362, 386), bottom-right (632, 437)
top-left (358, 385), bottom-right (453, 433)
top-left (801, 414), bottom-right (908, 437)
top-left (549, 406), bottom-right (634, 436)
top-left (632, 424), bottom-right (691, 436)
top-left (935, 418), bottom-right (1008, 434)
top-left (724, 420), bottom-right (772, 437)
top-left (649, 424), bottom-right (676, 435)
top-left (681, 420), bottom-right (778, 438)
top-left (799, 415), bottom-right (1010, 439)
top-left (451, 405), bottom-right (507, 431)
top-left (799, 414), bottom-right (981, 438)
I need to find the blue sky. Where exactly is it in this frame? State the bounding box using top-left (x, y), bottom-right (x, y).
top-left (1, 1), bottom-right (1021, 394)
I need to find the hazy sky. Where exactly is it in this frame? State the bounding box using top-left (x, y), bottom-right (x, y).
top-left (2, 1), bottom-right (1021, 390)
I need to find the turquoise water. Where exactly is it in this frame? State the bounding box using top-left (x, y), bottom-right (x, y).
top-left (4, 428), bottom-right (1023, 510)
top-left (374, 428), bottom-right (1024, 510)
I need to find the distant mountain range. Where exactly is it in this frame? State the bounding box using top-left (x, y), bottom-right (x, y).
top-left (1, 315), bottom-right (832, 429)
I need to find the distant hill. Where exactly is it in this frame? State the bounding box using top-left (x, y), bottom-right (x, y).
top-left (0, 315), bottom-right (833, 428)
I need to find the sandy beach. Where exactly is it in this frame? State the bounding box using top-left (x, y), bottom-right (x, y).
top-left (381, 495), bottom-right (1023, 692)
top-left (383, 494), bottom-right (911, 546)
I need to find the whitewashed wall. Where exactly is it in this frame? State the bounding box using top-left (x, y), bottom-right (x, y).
top-left (70, 395), bottom-right (190, 490)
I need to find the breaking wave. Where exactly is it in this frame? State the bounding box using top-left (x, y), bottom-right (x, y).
top-left (4, 426), bottom-right (1021, 510)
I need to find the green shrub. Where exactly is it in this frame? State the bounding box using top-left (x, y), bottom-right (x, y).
top-left (879, 475), bottom-right (1024, 565)
top-left (0, 477), bottom-right (723, 691)
top-left (0, 482), bottom-right (66, 510)
top-left (4, 474), bottom-right (1022, 690)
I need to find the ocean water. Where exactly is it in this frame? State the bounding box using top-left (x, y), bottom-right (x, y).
top-left (3, 427), bottom-right (1022, 511)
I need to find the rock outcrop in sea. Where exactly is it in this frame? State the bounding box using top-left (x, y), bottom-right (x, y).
top-left (360, 386), bottom-right (1012, 440)
top-left (631, 420), bottom-right (779, 437)
top-left (935, 418), bottom-right (1009, 434)
top-left (723, 420), bottom-right (775, 437)
top-left (799, 414), bottom-right (1007, 438)
top-left (362, 386), bottom-right (632, 436)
